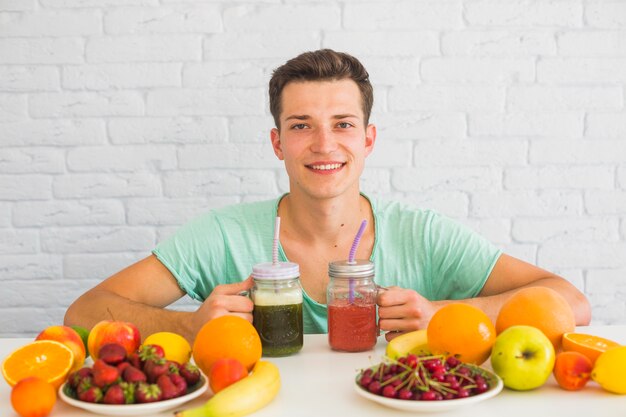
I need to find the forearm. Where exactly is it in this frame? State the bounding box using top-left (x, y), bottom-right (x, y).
top-left (448, 277), bottom-right (592, 326)
top-left (64, 288), bottom-right (195, 344)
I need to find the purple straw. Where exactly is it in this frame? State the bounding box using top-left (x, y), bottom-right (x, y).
top-left (348, 220), bottom-right (367, 303)
top-left (348, 220), bottom-right (367, 264)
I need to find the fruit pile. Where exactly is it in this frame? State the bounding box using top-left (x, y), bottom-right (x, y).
top-left (383, 287), bottom-right (626, 395)
top-left (357, 354), bottom-right (495, 401)
top-left (64, 342), bottom-right (202, 404)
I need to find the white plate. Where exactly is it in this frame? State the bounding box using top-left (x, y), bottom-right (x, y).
top-left (59, 376), bottom-right (208, 416)
top-left (354, 368), bottom-right (503, 413)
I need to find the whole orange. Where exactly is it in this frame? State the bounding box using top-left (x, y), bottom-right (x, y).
top-left (496, 287), bottom-right (575, 351)
top-left (427, 303), bottom-right (496, 365)
top-left (11, 377), bottom-right (56, 417)
top-left (193, 315), bottom-right (262, 375)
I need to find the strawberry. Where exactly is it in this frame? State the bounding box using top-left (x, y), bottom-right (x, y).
top-left (92, 359), bottom-right (120, 388)
top-left (122, 365), bottom-right (147, 383)
top-left (102, 384), bottom-right (125, 405)
top-left (144, 358), bottom-right (168, 383)
top-left (120, 381), bottom-right (136, 404)
top-left (138, 344), bottom-right (165, 363)
top-left (76, 376), bottom-right (93, 399)
top-left (170, 373), bottom-right (188, 398)
top-left (157, 374), bottom-right (178, 400)
top-left (180, 362), bottom-right (201, 386)
top-left (117, 361), bottom-right (131, 373)
top-left (78, 386), bottom-right (103, 403)
top-left (68, 367), bottom-right (93, 389)
top-left (128, 351), bottom-right (142, 369)
top-left (135, 382), bottom-right (162, 403)
top-left (167, 360), bottom-right (181, 375)
top-left (98, 343), bottom-right (127, 365)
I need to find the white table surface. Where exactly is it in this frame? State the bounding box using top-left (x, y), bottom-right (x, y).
top-left (2, 325), bottom-right (625, 417)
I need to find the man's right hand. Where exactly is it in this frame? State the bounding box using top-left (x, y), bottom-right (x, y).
top-left (191, 276), bottom-right (255, 336)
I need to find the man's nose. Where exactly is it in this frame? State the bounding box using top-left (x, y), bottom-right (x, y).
top-left (311, 127), bottom-right (338, 153)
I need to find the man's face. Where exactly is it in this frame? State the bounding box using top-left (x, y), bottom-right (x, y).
top-left (270, 79), bottom-right (376, 201)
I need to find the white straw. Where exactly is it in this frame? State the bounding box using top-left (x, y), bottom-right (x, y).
top-left (273, 216), bottom-right (280, 265)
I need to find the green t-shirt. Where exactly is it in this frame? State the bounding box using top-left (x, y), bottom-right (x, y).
top-left (153, 194), bottom-right (501, 334)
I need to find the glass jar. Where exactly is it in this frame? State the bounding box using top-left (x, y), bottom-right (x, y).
top-left (251, 262), bottom-right (303, 357)
top-left (327, 259), bottom-right (378, 352)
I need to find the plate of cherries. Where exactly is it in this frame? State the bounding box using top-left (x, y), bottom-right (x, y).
top-left (354, 354), bottom-right (503, 413)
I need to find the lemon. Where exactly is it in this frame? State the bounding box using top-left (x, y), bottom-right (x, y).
top-left (591, 346), bottom-right (626, 394)
top-left (144, 332), bottom-right (192, 364)
top-left (385, 329), bottom-right (431, 360)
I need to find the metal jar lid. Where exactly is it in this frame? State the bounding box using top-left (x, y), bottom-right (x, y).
top-left (328, 259), bottom-right (375, 278)
top-left (252, 262), bottom-right (300, 280)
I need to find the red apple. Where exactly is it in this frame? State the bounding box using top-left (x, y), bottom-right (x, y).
top-left (88, 320), bottom-right (141, 361)
top-left (36, 325), bottom-right (86, 372)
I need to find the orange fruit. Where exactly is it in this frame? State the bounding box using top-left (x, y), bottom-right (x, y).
top-left (2, 340), bottom-right (74, 389)
top-left (427, 303), bottom-right (496, 365)
top-left (496, 287), bottom-right (575, 351)
top-left (193, 315), bottom-right (262, 375)
top-left (11, 377), bottom-right (57, 417)
top-left (562, 332), bottom-right (620, 365)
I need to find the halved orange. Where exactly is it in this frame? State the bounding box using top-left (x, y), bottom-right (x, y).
top-left (2, 340), bottom-right (74, 389)
top-left (562, 332), bottom-right (620, 365)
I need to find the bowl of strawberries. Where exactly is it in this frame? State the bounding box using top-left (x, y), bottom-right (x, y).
top-left (59, 343), bottom-right (208, 416)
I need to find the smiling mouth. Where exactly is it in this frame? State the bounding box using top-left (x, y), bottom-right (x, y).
top-left (307, 163), bottom-right (346, 171)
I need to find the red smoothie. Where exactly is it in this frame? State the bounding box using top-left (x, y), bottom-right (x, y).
top-left (328, 300), bottom-right (377, 352)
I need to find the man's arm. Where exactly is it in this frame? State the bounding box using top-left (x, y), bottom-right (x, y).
top-left (377, 254), bottom-right (592, 341)
top-left (64, 254), bottom-right (253, 344)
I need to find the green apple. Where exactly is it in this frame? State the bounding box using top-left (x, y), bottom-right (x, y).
top-left (490, 325), bottom-right (555, 390)
top-left (385, 329), bottom-right (431, 359)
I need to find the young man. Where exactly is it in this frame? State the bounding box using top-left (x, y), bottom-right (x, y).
top-left (64, 49), bottom-right (591, 343)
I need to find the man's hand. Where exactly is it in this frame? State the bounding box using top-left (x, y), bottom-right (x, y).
top-left (377, 286), bottom-right (436, 342)
top-left (191, 277), bottom-right (255, 336)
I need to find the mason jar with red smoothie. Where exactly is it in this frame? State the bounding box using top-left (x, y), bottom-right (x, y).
top-left (327, 259), bottom-right (378, 352)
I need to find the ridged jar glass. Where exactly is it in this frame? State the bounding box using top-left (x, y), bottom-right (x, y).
top-left (327, 259), bottom-right (378, 352)
top-left (251, 262), bottom-right (303, 357)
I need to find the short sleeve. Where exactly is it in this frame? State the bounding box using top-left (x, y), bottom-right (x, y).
top-left (152, 212), bottom-right (226, 302)
top-left (427, 213), bottom-right (502, 300)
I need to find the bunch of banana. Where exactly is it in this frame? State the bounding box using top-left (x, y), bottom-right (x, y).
top-left (175, 360), bottom-right (281, 417)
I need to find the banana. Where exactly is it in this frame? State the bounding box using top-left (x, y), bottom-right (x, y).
top-left (385, 329), bottom-right (431, 359)
top-left (175, 360), bottom-right (281, 417)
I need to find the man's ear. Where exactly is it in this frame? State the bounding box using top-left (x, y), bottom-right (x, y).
top-left (270, 128), bottom-right (284, 160)
top-left (364, 123), bottom-right (376, 157)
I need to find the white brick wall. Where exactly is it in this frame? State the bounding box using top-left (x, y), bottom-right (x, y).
top-left (1, 0), bottom-right (625, 337)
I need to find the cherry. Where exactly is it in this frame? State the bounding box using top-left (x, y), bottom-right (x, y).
top-left (367, 381), bottom-right (382, 395)
top-left (382, 385), bottom-right (397, 398)
top-left (446, 356), bottom-right (461, 368)
top-left (456, 388), bottom-right (470, 398)
top-left (359, 374), bottom-right (373, 387)
top-left (420, 390), bottom-right (438, 401)
top-left (398, 389), bottom-right (413, 400)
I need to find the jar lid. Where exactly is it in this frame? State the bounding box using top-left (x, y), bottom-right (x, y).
top-left (252, 262), bottom-right (300, 280)
top-left (328, 259), bottom-right (374, 278)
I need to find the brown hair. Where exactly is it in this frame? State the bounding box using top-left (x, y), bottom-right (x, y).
top-left (269, 49), bottom-right (374, 129)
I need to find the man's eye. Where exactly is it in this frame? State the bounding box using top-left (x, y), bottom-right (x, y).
top-left (292, 123), bottom-right (307, 130)
top-left (337, 122), bottom-right (353, 128)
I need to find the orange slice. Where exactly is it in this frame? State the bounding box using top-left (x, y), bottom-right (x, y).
top-left (562, 332), bottom-right (621, 365)
top-left (2, 340), bottom-right (74, 389)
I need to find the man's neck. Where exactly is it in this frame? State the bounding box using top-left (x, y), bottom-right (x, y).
top-left (277, 190), bottom-right (372, 246)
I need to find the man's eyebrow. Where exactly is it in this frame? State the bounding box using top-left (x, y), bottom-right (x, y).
top-left (333, 114), bottom-right (359, 119)
top-left (284, 115), bottom-right (310, 121)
